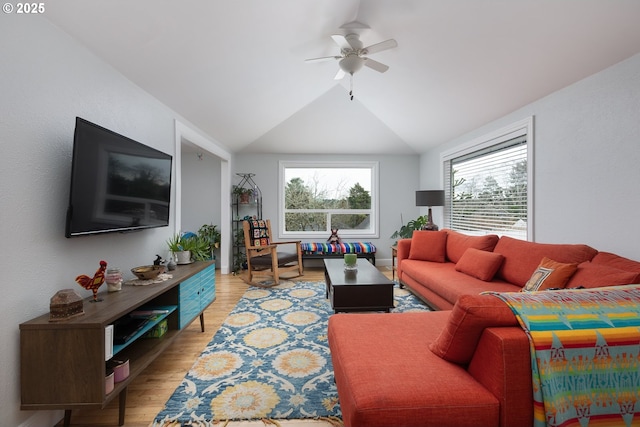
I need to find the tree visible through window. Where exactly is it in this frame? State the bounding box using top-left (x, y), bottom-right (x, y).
top-left (443, 118), bottom-right (532, 240)
top-left (279, 162), bottom-right (378, 238)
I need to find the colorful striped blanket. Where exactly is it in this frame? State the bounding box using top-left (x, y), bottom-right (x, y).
top-left (300, 242), bottom-right (376, 254)
top-left (488, 285), bottom-right (640, 427)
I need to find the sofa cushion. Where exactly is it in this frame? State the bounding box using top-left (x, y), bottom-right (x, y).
top-left (521, 257), bottom-right (578, 292)
top-left (493, 236), bottom-right (597, 287)
top-left (429, 294), bottom-right (518, 365)
top-left (408, 230), bottom-right (447, 262)
top-left (566, 262), bottom-right (640, 289)
top-left (591, 252), bottom-right (640, 277)
top-left (401, 261), bottom-right (520, 309)
top-left (444, 229), bottom-right (499, 263)
top-left (455, 248), bottom-right (504, 281)
top-left (329, 311), bottom-right (500, 427)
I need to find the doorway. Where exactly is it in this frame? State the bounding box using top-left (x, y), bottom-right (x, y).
top-left (174, 120), bottom-right (231, 274)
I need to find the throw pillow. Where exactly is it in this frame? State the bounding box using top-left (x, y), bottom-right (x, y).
top-left (429, 294), bottom-right (518, 364)
top-left (248, 220), bottom-right (270, 247)
top-left (521, 257), bottom-right (578, 292)
top-left (455, 248), bottom-right (504, 281)
top-left (408, 230), bottom-right (447, 262)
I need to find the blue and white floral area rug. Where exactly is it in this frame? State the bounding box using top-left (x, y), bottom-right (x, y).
top-left (152, 280), bottom-right (429, 426)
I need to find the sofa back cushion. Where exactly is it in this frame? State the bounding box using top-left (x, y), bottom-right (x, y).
top-left (455, 248), bottom-right (505, 281)
top-left (591, 252), bottom-right (640, 276)
top-left (493, 236), bottom-right (598, 287)
top-left (444, 229), bottom-right (499, 264)
top-left (408, 230), bottom-right (447, 262)
top-left (429, 294), bottom-right (518, 365)
top-left (566, 262), bottom-right (640, 289)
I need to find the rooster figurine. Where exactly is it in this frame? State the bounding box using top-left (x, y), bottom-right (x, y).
top-left (75, 260), bottom-right (108, 302)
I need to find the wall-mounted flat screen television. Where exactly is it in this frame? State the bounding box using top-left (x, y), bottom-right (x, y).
top-left (65, 117), bottom-right (172, 237)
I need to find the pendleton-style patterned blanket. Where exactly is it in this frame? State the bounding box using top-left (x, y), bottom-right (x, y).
top-left (489, 285), bottom-right (640, 427)
top-left (300, 242), bottom-right (376, 254)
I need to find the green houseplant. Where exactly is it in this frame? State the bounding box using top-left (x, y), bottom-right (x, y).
top-left (167, 233), bottom-right (192, 264)
top-left (197, 224), bottom-right (221, 260)
top-left (189, 236), bottom-right (211, 262)
top-left (232, 185), bottom-right (254, 204)
top-left (168, 230), bottom-right (218, 264)
top-left (390, 214), bottom-right (429, 242)
top-left (167, 232), bottom-right (212, 264)
top-left (232, 227), bottom-right (246, 274)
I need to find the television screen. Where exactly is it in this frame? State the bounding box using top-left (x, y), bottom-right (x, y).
top-left (65, 117), bottom-right (172, 237)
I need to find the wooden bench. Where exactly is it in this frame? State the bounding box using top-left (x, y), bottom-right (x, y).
top-left (300, 242), bottom-right (377, 265)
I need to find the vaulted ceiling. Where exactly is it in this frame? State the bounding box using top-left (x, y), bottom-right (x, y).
top-left (45, 0), bottom-right (640, 154)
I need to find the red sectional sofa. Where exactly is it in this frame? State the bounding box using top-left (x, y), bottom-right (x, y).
top-left (398, 229), bottom-right (640, 310)
top-left (328, 230), bottom-right (640, 427)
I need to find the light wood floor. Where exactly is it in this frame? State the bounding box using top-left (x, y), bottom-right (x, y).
top-left (57, 267), bottom-right (387, 427)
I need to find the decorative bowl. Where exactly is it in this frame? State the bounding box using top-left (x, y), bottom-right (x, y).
top-left (131, 265), bottom-right (164, 280)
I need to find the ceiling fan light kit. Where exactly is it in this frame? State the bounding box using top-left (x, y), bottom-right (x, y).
top-left (306, 31), bottom-right (398, 100)
top-left (339, 55), bottom-right (365, 75)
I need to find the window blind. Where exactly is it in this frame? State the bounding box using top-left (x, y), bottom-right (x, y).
top-left (444, 135), bottom-right (527, 239)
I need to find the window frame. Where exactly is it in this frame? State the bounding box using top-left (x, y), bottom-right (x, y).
top-left (440, 117), bottom-right (534, 240)
top-left (278, 160), bottom-right (379, 239)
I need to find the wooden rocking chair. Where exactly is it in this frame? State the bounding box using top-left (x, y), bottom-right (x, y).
top-left (243, 219), bottom-right (304, 286)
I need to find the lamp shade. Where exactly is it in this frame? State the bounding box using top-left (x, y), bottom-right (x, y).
top-left (416, 190), bottom-right (445, 207)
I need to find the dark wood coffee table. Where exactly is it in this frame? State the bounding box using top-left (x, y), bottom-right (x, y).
top-left (324, 258), bottom-right (394, 313)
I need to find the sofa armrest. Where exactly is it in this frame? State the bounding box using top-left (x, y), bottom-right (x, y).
top-left (467, 327), bottom-right (533, 427)
top-left (396, 238), bottom-right (412, 279)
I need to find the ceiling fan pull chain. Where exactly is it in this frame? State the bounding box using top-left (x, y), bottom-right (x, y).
top-left (350, 74), bottom-right (354, 101)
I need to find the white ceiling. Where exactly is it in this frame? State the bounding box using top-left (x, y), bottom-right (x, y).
top-left (45, 0), bottom-right (640, 155)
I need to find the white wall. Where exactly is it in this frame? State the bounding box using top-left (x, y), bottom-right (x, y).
top-left (421, 53), bottom-right (640, 260)
top-left (232, 153), bottom-right (421, 263)
top-left (181, 146), bottom-right (223, 262)
top-left (0, 16), bottom-right (230, 427)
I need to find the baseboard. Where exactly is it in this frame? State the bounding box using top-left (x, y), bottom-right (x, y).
top-left (18, 410), bottom-right (64, 427)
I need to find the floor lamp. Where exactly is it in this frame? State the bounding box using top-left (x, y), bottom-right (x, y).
top-left (416, 190), bottom-right (445, 231)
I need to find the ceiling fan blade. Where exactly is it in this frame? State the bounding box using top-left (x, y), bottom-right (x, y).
top-left (305, 56), bottom-right (340, 63)
top-left (334, 68), bottom-right (346, 80)
top-left (331, 34), bottom-right (351, 51)
top-left (363, 38), bottom-right (398, 55)
top-left (364, 58), bottom-right (389, 73)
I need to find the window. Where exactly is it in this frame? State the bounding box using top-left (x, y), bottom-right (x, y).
top-left (442, 118), bottom-right (533, 240)
top-left (279, 161), bottom-right (378, 238)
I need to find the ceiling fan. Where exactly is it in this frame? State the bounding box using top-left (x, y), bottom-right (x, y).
top-left (305, 33), bottom-right (398, 80)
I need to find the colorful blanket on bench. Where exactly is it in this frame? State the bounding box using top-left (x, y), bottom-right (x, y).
top-left (300, 242), bottom-right (376, 254)
top-left (488, 285), bottom-right (640, 427)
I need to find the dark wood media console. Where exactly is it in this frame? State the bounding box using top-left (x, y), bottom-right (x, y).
top-left (19, 261), bottom-right (215, 427)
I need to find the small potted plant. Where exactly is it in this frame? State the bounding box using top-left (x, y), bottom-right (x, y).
top-left (232, 185), bottom-right (254, 204)
top-left (167, 233), bottom-right (193, 264)
top-left (232, 228), bottom-right (247, 274)
top-left (197, 224), bottom-right (221, 260)
top-left (233, 251), bottom-right (247, 275)
top-left (189, 236), bottom-right (211, 262)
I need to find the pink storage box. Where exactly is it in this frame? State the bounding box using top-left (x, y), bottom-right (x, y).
top-left (107, 359), bottom-right (130, 383)
top-left (105, 371), bottom-right (114, 394)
